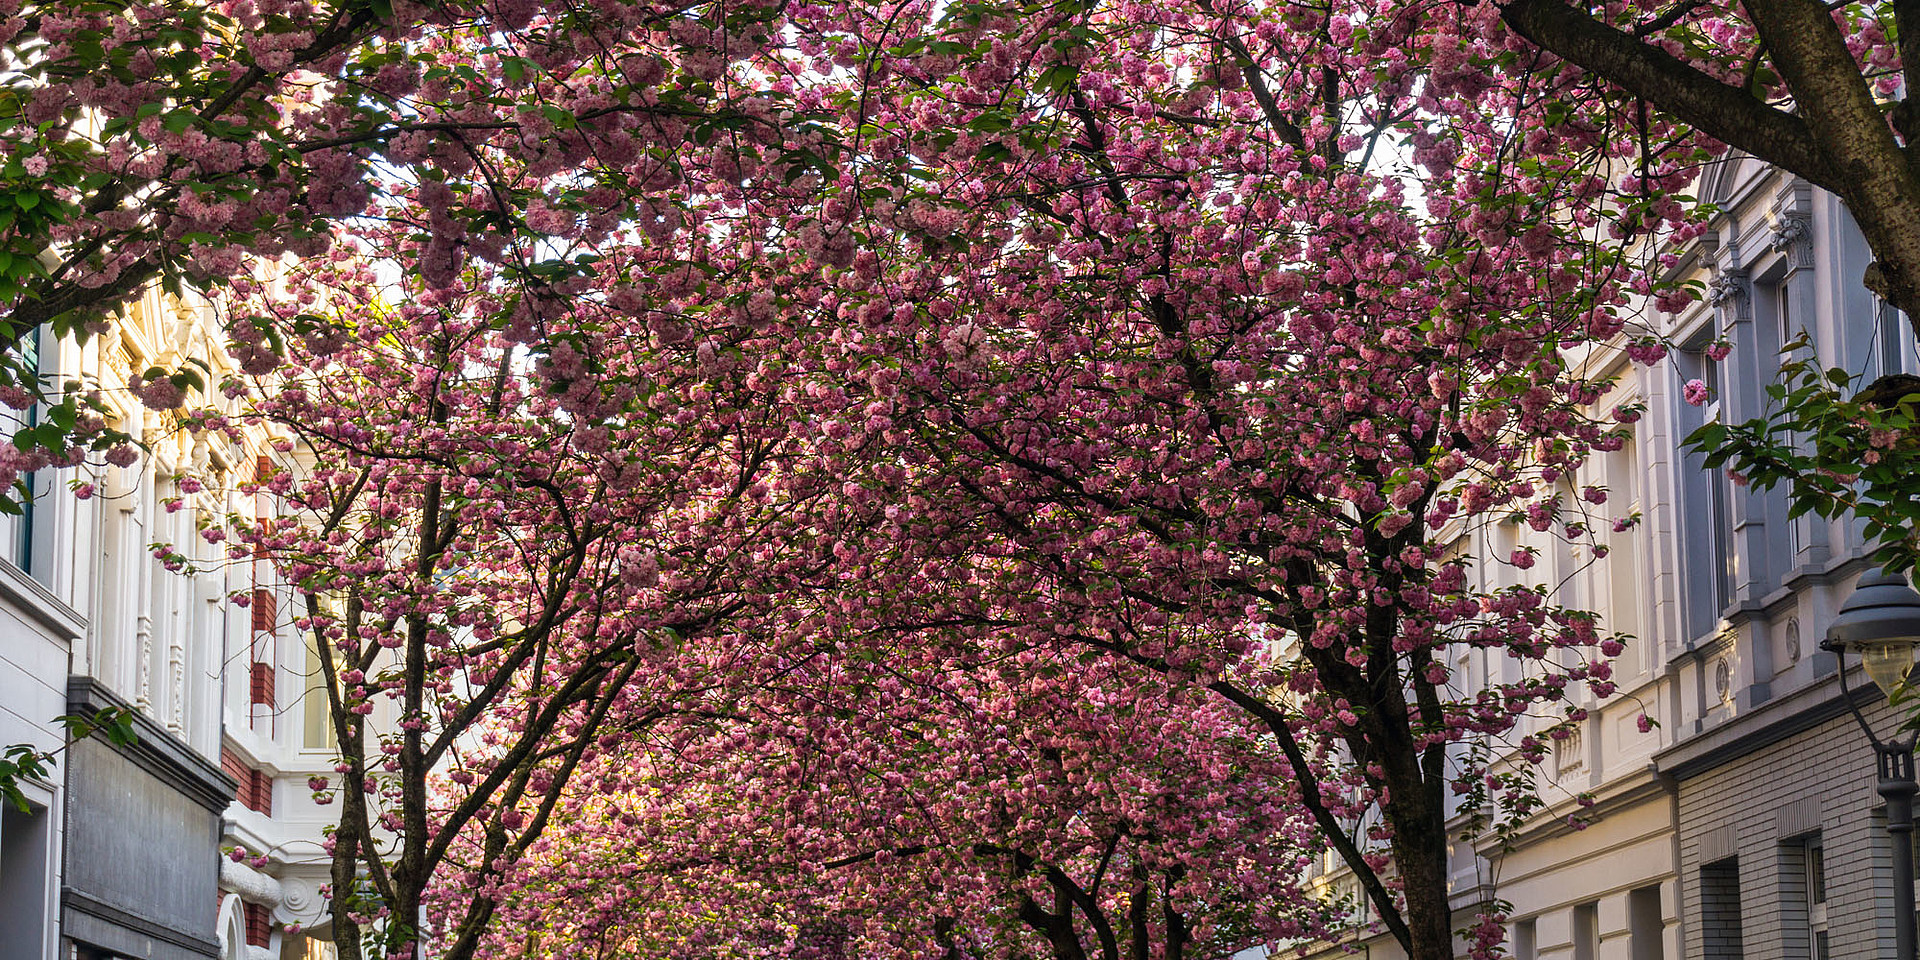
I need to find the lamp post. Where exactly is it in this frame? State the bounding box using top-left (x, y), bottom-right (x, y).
top-left (1822, 569), bottom-right (1920, 960)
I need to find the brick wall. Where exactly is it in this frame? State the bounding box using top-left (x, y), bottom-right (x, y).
top-left (1677, 698), bottom-right (1898, 960)
top-left (219, 746), bottom-right (272, 815)
top-left (1697, 858), bottom-right (1741, 958)
top-left (244, 901), bottom-right (270, 947)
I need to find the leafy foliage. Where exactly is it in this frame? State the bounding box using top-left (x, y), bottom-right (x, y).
top-left (1693, 344), bottom-right (1920, 577)
top-left (0, 706), bottom-right (138, 813)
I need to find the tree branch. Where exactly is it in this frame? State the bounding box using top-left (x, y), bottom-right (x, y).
top-left (1497, 0), bottom-right (1832, 185)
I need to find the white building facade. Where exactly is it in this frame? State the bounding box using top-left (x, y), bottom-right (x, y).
top-left (0, 284), bottom-right (336, 960)
top-left (1304, 154), bottom-right (1920, 960)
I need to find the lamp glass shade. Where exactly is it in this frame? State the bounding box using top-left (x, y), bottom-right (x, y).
top-left (1861, 640), bottom-right (1919, 700)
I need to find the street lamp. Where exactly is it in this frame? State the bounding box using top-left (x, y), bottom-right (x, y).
top-left (1823, 568), bottom-right (1920, 960)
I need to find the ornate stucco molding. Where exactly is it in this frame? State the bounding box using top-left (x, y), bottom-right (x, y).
top-left (1707, 269), bottom-right (1752, 320)
top-left (1768, 214), bottom-right (1814, 271)
top-left (219, 859), bottom-right (285, 907)
top-left (1769, 177), bottom-right (1816, 273)
top-left (273, 872), bottom-right (332, 929)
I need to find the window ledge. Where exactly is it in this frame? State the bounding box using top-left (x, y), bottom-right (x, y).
top-left (0, 559), bottom-right (82, 641)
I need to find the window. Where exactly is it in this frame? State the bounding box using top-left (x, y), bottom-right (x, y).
top-left (3, 324), bottom-right (40, 578)
top-left (1781, 835), bottom-right (1827, 960)
top-left (1490, 521), bottom-right (1525, 688)
top-left (1573, 901), bottom-right (1599, 960)
top-left (1598, 429), bottom-right (1644, 666)
top-left (1702, 355), bottom-right (1734, 612)
top-left (1777, 277), bottom-right (1795, 347)
top-left (1806, 840), bottom-right (1828, 960)
top-left (302, 636), bottom-right (336, 751)
top-left (1512, 918), bottom-right (1536, 960)
top-left (1683, 351), bottom-right (1737, 637)
top-left (1700, 857), bottom-right (1743, 959)
top-left (0, 801), bottom-right (51, 960)
top-left (1873, 296), bottom-right (1911, 382)
top-left (1630, 883), bottom-right (1665, 960)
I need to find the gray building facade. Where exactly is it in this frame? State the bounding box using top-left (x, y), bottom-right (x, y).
top-left (62, 677), bottom-right (233, 960)
top-left (1665, 687), bottom-right (1899, 959)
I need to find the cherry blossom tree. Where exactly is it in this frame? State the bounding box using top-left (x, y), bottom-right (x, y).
top-left (662, 1), bottom-right (1686, 957)
top-left (0, 0), bottom-right (824, 473)
top-left (388, 0), bottom-right (1686, 956)
top-left (1489, 0), bottom-right (1917, 325)
top-left (448, 641), bottom-right (1340, 960)
top-left (205, 210), bottom-right (857, 960)
top-left (138, 0), bottom-right (1714, 957)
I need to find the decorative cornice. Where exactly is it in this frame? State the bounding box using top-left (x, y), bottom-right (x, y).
top-left (1654, 670), bottom-right (1878, 780)
top-left (0, 560), bottom-right (85, 640)
top-left (67, 675), bottom-right (238, 813)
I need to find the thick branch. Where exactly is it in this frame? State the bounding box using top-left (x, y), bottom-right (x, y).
top-left (1497, 0), bottom-right (1831, 185)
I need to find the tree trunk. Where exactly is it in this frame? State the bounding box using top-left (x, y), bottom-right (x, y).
top-left (1387, 797), bottom-right (1457, 960)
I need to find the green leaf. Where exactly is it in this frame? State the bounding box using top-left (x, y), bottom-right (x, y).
top-left (1036, 64), bottom-right (1078, 94)
top-left (1689, 422), bottom-right (1727, 449)
top-left (967, 110), bottom-right (1013, 134)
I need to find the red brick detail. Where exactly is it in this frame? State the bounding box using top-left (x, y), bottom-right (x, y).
top-left (248, 769), bottom-right (273, 817)
top-left (249, 661), bottom-right (274, 706)
top-left (244, 901), bottom-right (270, 947)
top-left (220, 747), bottom-right (249, 786)
top-left (255, 455), bottom-right (275, 482)
top-left (223, 750), bottom-right (273, 815)
top-left (251, 588), bottom-right (275, 634)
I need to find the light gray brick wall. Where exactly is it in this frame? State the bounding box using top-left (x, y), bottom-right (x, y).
top-left (1774, 841), bottom-right (1810, 960)
top-left (1678, 699), bottom-right (1899, 960)
top-left (1696, 858), bottom-right (1741, 959)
